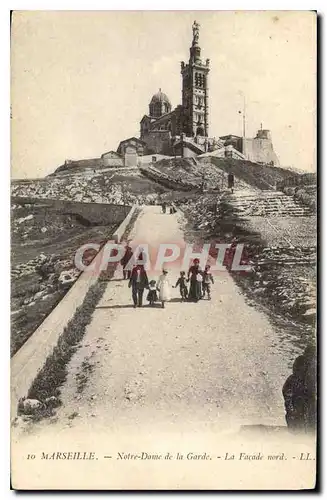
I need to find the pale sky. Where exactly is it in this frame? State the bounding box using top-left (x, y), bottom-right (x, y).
top-left (11, 10), bottom-right (316, 178)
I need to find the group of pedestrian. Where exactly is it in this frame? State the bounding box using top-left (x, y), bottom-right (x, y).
top-left (161, 201), bottom-right (177, 214)
top-left (122, 254), bottom-right (215, 308)
top-left (127, 265), bottom-right (171, 309)
top-left (185, 258), bottom-right (214, 301)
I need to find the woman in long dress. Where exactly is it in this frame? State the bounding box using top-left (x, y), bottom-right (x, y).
top-left (187, 258), bottom-right (202, 302)
top-left (156, 269), bottom-right (171, 308)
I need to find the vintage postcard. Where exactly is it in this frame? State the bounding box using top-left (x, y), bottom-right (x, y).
top-left (10, 10), bottom-right (317, 490)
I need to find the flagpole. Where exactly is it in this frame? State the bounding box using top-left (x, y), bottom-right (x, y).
top-left (238, 91), bottom-right (246, 157)
top-left (242, 93), bottom-right (246, 139)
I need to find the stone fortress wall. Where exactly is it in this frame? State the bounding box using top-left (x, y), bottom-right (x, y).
top-left (242, 129), bottom-right (280, 166)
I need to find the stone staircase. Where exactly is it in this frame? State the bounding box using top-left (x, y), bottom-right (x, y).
top-left (221, 190), bottom-right (314, 218)
top-left (172, 136), bottom-right (205, 156)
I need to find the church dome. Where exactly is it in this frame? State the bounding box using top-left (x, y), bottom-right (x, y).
top-left (149, 89), bottom-right (172, 118)
top-left (150, 89), bottom-right (171, 106)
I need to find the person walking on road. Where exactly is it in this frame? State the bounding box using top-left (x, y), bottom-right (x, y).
top-left (147, 279), bottom-right (158, 307)
top-left (128, 265), bottom-right (149, 308)
top-left (228, 172), bottom-right (235, 194)
top-left (156, 269), bottom-right (171, 308)
top-left (173, 271), bottom-right (188, 301)
top-left (187, 258), bottom-right (202, 302)
top-left (202, 265), bottom-right (214, 300)
top-left (196, 269), bottom-right (203, 299)
top-left (121, 242), bottom-right (133, 280)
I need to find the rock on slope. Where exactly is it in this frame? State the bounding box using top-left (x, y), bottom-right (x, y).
top-left (11, 170), bottom-right (169, 205)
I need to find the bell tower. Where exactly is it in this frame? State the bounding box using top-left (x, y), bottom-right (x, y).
top-left (181, 21), bottom-right (210, 137)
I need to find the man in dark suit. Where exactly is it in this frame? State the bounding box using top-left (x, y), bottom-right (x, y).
top-left (120, 243), bottom-right (133, 280)
top-left (128, 265), bottom-right (149, 308)
top-left (228, 172), bottom-right (235, 193)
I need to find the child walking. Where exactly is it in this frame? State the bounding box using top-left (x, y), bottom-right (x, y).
top-left (202, 265), bottom-right (214, 300)
top-left (173, 271), bottom-right (188, 301)
top-left (147, 279), bottom-right (158, 306)
top-left (156, 269), bottom-right (171, 308)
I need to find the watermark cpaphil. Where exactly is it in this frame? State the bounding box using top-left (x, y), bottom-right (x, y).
top-left (74, 239), bottom-right (252, 275)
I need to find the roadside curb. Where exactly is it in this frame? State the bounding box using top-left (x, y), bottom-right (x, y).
top-left (113, 204), bottom-right (137, 243)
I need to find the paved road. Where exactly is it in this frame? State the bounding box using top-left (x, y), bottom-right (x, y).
top-left (39, 205), bottom-right (298, 435)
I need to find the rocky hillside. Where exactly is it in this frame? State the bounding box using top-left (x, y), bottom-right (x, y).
top-left (206, 156), bottom-right (298, 190)
top-left (11, 198), bottom-right (127, 356)
top-left (181, 190), bottom-right (316, 347)
top-left (11, 169), bottom-right (171, 206)
top-left (140, 155), bottom-right (304, 196)
top-left (11, 157), bottom-right (316, 356)
top-left (12, 157), bottom-right (305, 204)
top-left (141, 157), bottom-right (258, 193)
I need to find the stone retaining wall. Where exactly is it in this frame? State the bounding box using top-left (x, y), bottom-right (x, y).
top-left (139, 166), bottom-right (199, 192)
top-left (113, 205), bottom-right (137, 243)
top-left (12, 197), bottom-right (130, 226)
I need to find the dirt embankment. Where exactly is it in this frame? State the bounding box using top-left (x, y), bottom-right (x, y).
top-left (181, 195), bottom-right (316, 348)
top-left (142, 157), bottom-right (245, 192)
top-left (12, 170), bottom-right (171, 205)
top-left (11, 199), bottom-right (127, 356)
top-left (140, 156), bottom-right (293, 194)
top-left (207, 157), bottom-right (299, 190)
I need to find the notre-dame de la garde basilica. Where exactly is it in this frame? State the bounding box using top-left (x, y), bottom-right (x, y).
top-left (138, 21), bottom-right (218, 156)
top-left (116, 21), bottom-right (279, 165)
